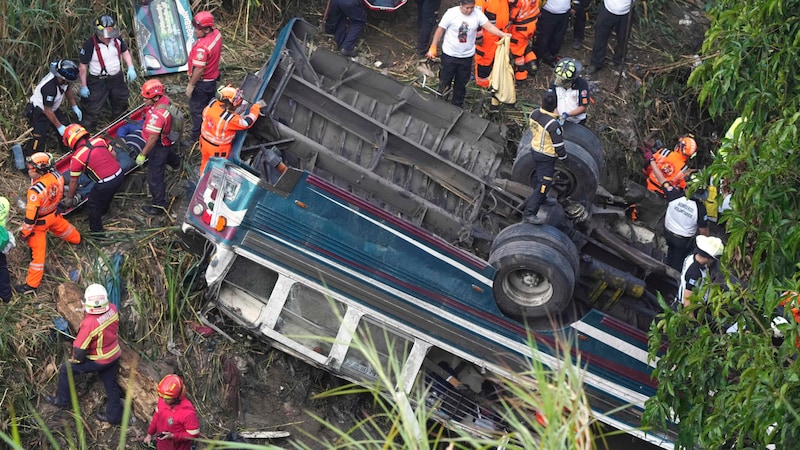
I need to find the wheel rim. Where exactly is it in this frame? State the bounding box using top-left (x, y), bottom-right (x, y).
top-left (552, 167), bottom-right (578, 197)
top-left (501, 268), bottom-right (554, 307)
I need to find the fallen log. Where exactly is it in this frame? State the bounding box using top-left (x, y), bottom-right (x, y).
top-left (56, 282), bottom-right (159, 423)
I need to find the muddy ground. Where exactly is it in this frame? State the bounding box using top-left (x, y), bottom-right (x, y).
top-left (23, 0), bottom-right (712, 448)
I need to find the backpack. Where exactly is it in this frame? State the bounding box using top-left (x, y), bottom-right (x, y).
top-left (155, 103), bottom-right (184, 144)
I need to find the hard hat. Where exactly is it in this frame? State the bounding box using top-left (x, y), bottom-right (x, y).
top-left (696, 235), bottom-right (724, 260)
top-left (95, 15), bottom-right (120, 39)
top-left (62, 123), bottom-right (90, 149)
top-left (26, 152), bottom-right (54, 172)
top-left (217, 85), bottom-right (243, 108)
top-left (141, 79), bottom-right (164, 99)
top-left (554, 58), bottom-right (582, 84)
top-left (0, 197), bottom-right (9, 228)
top-left (83, 283), bottom-right (110, 314)
top-left (676, 136), bottom-right (697, 158)
top-left (192, 11), bottom-right (215, 29)
top-left (50, 59), bottom-right (79, 81)
top-left (157, 374), bottom-right (186, 400)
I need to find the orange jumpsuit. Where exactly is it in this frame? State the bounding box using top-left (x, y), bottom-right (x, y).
top-left (646, 148), bottom-right (688, 195)
top-left (474, 0), bottom-right (510, 88)
top-left (509, 0), bottom-right (540, 81)
top-left (21, 171), bottom-right (81, 288)
top-left (199, 101), bottom-right (261, 173)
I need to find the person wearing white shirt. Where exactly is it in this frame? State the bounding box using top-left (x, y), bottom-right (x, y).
top-left (587, 0), bottom-right (633, 74)
top-left (532, 0), bottom-right (571, 67)
top-left (426, 0), bottom-right (511, 107)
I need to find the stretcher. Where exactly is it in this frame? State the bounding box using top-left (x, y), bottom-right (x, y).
top-left (55, 104), bottom-right (146, 215)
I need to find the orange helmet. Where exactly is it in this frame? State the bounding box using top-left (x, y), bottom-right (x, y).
top-left (63, 123), bottom-right (90, 148)
top-left (157, 374), bottom-right (185, 400)
top-left (193, 11), bottom-right (214, 29)
top-left (141, 79), bottom-right (164, 99)
top-left (217, 85), bottom-right (243, 108)
top-left (675, 136), bottom-right (697, 158)
top-left (26, 152), bottom-right (53, 172)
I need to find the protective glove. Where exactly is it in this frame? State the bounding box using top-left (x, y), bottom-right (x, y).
top-left (561, 112), bottom-right (570, 121)
top-left (135, 153), bottom-right (146, 166)
top-left (425, 45), bottom-right (437, 60)
top-left (79, 86), bottom-right (90, 98)
top-left (57, 124), bottom-right (66, 136)
top-left (126, 66), bottom-right (137, 83)
top-left (20, 232), bottom-right (32, 243)
top-left (72, 105), bottom-right (83, 122)
top-left (60, 196), bottom-right (78, 208)
top-left (186, 84), bottom-right (195, 98)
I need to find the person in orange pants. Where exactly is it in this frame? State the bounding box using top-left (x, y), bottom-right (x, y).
top-left (474, 0), bottom-right (510, 88)
top-left (509, 0), bottom-right (540, 82)
top-left (199, 85), bottom-right (264, 174)
top-left (16, 152), bottom-right (81, 294)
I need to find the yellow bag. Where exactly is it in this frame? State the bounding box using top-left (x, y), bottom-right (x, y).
top-left (488, 36), bottom-right (516, 104)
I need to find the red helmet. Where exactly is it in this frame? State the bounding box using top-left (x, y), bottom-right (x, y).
top-left (675, 136), bottom-right (697, 158)
top-left (193, 11), bottom-right (215, 29)
top-left (157, 374), bottom-right (185, 400)
top-left (63, 123), bottom-right (90, 148)
top-left (141, 79), bottom-right (164, 99)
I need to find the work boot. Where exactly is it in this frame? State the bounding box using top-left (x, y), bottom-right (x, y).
top-left (14, 283), bottom-right (37, 295)
top-left (340, 48), bottom-right (358, 57)
top-left (141, 205), bottom-right (165, 216)
top-left (44, 394), bottom-right (67, 409)
top-left (572, 39), bottom-right (583, 50)
top-left (522, 214), bottom-right (546, 225)
top-left (96, 411), bottom-right (121, 425)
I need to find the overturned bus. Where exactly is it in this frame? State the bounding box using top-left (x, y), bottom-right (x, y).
top-left (182, 19), bottom-right (678, 448)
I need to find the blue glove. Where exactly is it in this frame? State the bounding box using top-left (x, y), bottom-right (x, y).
top-left (127, 66), bottom-right (137, 83)
top-left (72, 105), bottom-right (83, 122)
top-left (57, 124), bottom-right (66, 136)
top-left (561, 112), bottom-right (570, 121)
top-left (79, 86), bottom-right (90, 98)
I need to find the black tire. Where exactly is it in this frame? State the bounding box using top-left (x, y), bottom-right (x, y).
top-left (490, 223), bottom-right (580, 274)
top-left (512, 134), bottom-right (599, 206)
top-left (489, 239), bottom-right (576, 320)
top-left (562, 121), bottom-right (605, 173)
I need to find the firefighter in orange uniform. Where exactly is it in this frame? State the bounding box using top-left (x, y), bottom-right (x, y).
top-left (644, 135), bottom-right (697, 195)
top-left (16, 152), bottom-right (82, 294)
top-left (509, 0), bottom-right (540, 82)
top-left (474, 0), bottom-right (511, 88)
top-left (199, 86), bottom-right (265, 174)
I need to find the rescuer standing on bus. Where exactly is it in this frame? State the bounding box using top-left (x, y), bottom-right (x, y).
top-left (45, 284), bottom-right (122, 424)
top-left (186, 11), bottom-right (223, 147)
top-left (136, 79), bottom-right (181, 216)
top-left (144, 374), bottom-right (201, 449)
top-left (61, 124), bottom-right (125, 232)
top-left (78, 15), bottom-right (138, 132)
top-left (16, 152), bottom-right (82, 295)
top-left (199, 85), bottom-right (265, 174)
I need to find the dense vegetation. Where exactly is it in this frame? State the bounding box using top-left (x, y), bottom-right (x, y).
top-left (645, 0), bottom-right (800, 448)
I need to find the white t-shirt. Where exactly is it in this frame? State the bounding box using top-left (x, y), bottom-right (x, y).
top-left (544, 0), bottom-right (571, 14)
top-left (605, 0), bottom-right (632, 15)
top-left (439, 6), bottom-right (489, 58)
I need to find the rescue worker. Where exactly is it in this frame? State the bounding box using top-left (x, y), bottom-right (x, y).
top-left (508, 0), bottom-right (540, 82)
top-left (533, 0), bottom-right (571, 68)
top-left (144, 374), bottom-right (201, 449)
top-left (549, 58), bottom-right (590, 125)
top-left (473, 0), bottom-right (510, 89)
top-left (78, 15), bottom-right (138, 132)
top-left (677, 235), bottom-right (724, 307)
top-left (16, 152), bottom-right (81, 295)
top-left (644, 135), bottom-right (697, 195)
top-left (186, 11), bottom-right (223, 145)
top-left (61, 124), bottom-right (125, 232)
top-left (586, 0), bottom-right (633, 75)
top-left (45, 284), bottom-right (122, 424)
top-left (522, 92), bottom-right (567, 224)
top-left (427, 0), bottom-right (511, 108)
top-left (22, 60), bottom-right (82, 158)
top-left (199, 86), bottom-right (264, 174)
top-left (650, 159), bottom-right (710, 271)
top-left (324, 0), bottom-right (367, 57)
top-left (135, 79), bottom-right (181, 216)
top-left (415, 0), bottom-right (442, 56)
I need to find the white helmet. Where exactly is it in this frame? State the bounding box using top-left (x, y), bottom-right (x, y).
top-left (696, 235), bottom-right (724, 260)
top-left (83, 283), bottom-right (110, 314)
